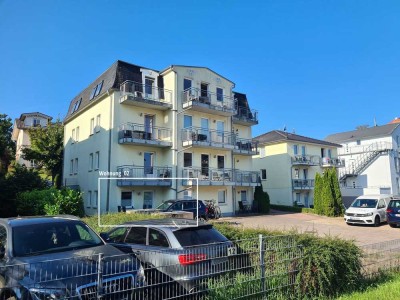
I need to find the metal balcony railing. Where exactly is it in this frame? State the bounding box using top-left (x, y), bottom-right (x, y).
top-left (119, 123), bottom-right (172, 143)
top-left (234, 170), bottom-right (259, 185)
top-left (234, 137), bottom-right (259, 154)
top-left (321, 157), bottom-right (345, 167)
top-left (182, 88), bottom-right (235, 112)
top-left (292, 179), bottom-right (315, 189)
top-left (120, 80), bottom-right (172, 105)
top-left (234, 107), bottom-right (258, 124)
top-left (182, 167), bottom-right (234, 183)
top-left (181, 127), bottom-right (235, 146)
top-left (116, 165), bottom-right (172, 186)
top-left (291, 155), bottom-right (320, 165)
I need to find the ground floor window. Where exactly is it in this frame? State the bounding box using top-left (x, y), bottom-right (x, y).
top-left (218, 190), bottom-right (226, 204)
top-left (121, 192), bottom-right (132, 207)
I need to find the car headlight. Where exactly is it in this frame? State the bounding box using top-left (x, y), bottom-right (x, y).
top-left (29, 288), bottom-right (68, 300)
top-left (364, 212), bottom-right (373, 216)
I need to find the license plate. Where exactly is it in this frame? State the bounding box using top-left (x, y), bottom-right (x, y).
top-left (227, 246), bottom-right (237, 256)
top-left (349, 217), bottom-right (360, 220)
top-left (211, 257), bottom-right (228, 266)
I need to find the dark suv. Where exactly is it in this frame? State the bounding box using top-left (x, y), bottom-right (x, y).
top-left (101, 219), bottom-right (245, 298)
top-left (156, 199), bottom-right (208, 220)
top-left (0, 216), bottom-right (146, 300)
top-left (386, 197), bottom-right (400, 227)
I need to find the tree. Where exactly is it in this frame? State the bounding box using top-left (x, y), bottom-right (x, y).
top-left (0, 114), bottom-right (15, 175)
top-left (253, 179), bottom-right (270, 213)
top-left (313, 173), bottom-right (323, 214)
top-left (22, 120), bottom-right (64, 188)
top-left (329, 168), bottom-right (344, 215)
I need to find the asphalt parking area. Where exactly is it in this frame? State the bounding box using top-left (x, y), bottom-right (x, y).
top-left (221, 210), bottom-right (399, 246)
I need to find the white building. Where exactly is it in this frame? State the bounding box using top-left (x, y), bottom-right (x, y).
top-left (11, 112), bottom-right (53, 168)
top-left (63, 60), bottom-right (259, 215)
top-left (325, 120), bottom-right (400, 205)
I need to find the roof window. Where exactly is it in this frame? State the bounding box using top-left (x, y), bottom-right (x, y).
top-left (71, 98), bottom-right (82, 114)
top-left (90, 80), bottom-right (104, 100)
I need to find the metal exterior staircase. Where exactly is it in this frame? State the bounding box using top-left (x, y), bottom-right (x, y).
top-left (339, 142), bottom-right (392, 182)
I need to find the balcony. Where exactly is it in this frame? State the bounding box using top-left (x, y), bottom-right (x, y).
top-left (234, 170), bottom-right (260, 186)
top-left (182, 167), bottom-right (235, 186)
top-left (291, 155), bottom-right (320, 166)
top-left (119, 81), bottom-right (172, 110)
top-left (182, 88), bottom-right (236, 116)
top-left (292, 179), bottom-right (315, 190)
top-left (119, 123), bottom-right (172, 148)
top-left (233, 138), bottom-right (259, 156)
top-left (233, 107), bottom-right (258, 126)
top-left (181, 127), bottom-right (235, 150)
top-left (116, 165), bottom-right (172, 187)
top-left (321, 157), bottom-right (345, 168)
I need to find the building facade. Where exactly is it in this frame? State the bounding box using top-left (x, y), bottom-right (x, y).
top-left (325, 122), bottom-right (400, 205)
top-left (11, 112), bottom-right (53, 168)
top-left (253, 130), bottom-right (343, 207)
top-left (63, 61), bottom-right (259, 216)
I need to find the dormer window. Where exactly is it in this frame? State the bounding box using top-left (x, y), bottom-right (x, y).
top-left (72, 98), bottom-right (82, 114)
top-left (89, 80), bottom-right (104, 100)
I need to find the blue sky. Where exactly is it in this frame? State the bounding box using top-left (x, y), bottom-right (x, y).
top-left (1, 0), bottom-right (400, 139)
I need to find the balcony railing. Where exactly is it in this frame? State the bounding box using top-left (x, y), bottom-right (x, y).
top-left (181, 127), bottom-right (235, 149)
top-left (182, 167), bottom-right (234, 185)
top-left (182, 88), bottom-right (236, 115)
top-left (234, 170), bottom-right (259, 186)
top-left (119, 123), bottom-right (172, 147)
top-left (233, 107), bottom-right (258, 125)
top-left (120, 81), bottom-right (172, 109)
top-left (116, 165), bottom-right (172, 187)
top-left (233, 137), bottom-right (259, 155)
top-left (291, 155), bottom-right (320, 166)
top-left (292, 179), bottom-right (315, 189)
top-left (321, 157), bottom-right (345, 168)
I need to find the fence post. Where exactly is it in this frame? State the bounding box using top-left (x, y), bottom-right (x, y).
top-left (259, 234), bottom-right (266, 295)
top-left (97, 253), bottom-right (104, 299)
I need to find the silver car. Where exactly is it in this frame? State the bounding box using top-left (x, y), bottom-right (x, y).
top-left (101, 219), bottom-right (241, 298)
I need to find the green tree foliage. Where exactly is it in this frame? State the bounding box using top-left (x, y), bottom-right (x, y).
top-left (313, 168), bottom-right (344, 217)
top-left (0, 164), bottom-right (47, 217)
top-left (254, 179), bottom-right (270, 213)
top-left (313, 173), bottom-right (323, 214)
top-left (16, 189), bottom-right (54, 216)
top-left (22, 120), bottom-right (64, 187)
top-left (0, 114), bottom-right (16, 175)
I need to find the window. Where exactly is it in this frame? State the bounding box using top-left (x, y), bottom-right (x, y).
top-left (90, 118), bottom-right (94, 135)
top-left (217, 155), bottom-right (225, 169)
top-left (96, 115), bottom-right (100, 133)
top-left (95, 151), bottom-right (99, 170)
top-left (356, 140), bottom-right (361, 145)
top-left (218, 190), bottom-right (226, 204)
top-left (121, 192), bottom-right (132, 207)
top-left (90, 80), bottom-right (104, 100)
top-left (200, 83), bottom-right (208, 97)
top-left (89, 153), bottom-right (93, 171)
top-left (33, 118), bottom-right (40, 127)
top-left (295, 193), bottom-right (301, 204)
top-left (93, 191), bottom-right (98, 208)
top-left (184, 115), bottom-right (192, 128)
top-left (108, 228), bottom-right (128, 243)
top-left (301, 146), bottom-right (306, 155)
top-left (294, 168), bottom-right (299, 179)
top-left (303, 169), bottom-right (308, 179)
top-left (241, 191), bottom-right (247, 202)
top-left (260, 147), bottom-right (266, 158)
top-left (261, 169), bottom-right (267, 180)
top-left (216, 87), bottom-right (223, 101)
top-left (72, 98), bottom-right (82, 114)
top-left (76, 127), bottom-right (79, 142)
top-left (327, 149), bottom-right (332, 158)
top-left (125, 227), bottom-right (147, 245)
top-left (148, 228), bottom-right (169, 247)
top-left (72, 129), bottom-right (75, 143)
top-left (183, 78), bottom-right (192, 91)
top-left (70, 159), bottom-right (74, 175)
top-left (145, 77), bottom-right (154, 95)
top-left (184, 153), bottom-right (192, 167)
top-left (74, 158), bottom-right (78, 174)
top-left (87, 191), bottom-right (92, 208)
top-left (293, 145), bottom-right (298, 155)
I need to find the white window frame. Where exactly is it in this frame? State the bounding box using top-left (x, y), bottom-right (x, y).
top-left (293, 145), bottom-right (298, 155)
top-left (95, 151), bottom-right (99, 170)
top-left (121, 191), bottom-right (132, 207)
top-left (89, 153), bottom-right (93, 171)
top-left (76, 126), bottom-right (79, 142)
top-left (96, 115), bottom-right (101, 133)
top-left (259, 147), bottom-right (266, 158)
top-left (72, 129), bottom-right (75, 143)
top-left (218, 190), bottom-right (226, 204)
top-left (90, 118), bottom-right (95, 135)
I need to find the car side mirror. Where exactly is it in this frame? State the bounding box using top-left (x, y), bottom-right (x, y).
top-left (100, 232), bottom-right (112, 242)
top-left (0, 245), bottom-right (5, 259)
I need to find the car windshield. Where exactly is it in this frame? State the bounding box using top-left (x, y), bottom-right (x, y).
top-left (350, 199), bottom-right (378, 209)
top-left (173, 225), bottom-right (229, 247)
top-left (12, 220), bottom-right (104, 257)
top-left (156, 201), bottom-right (175, 210)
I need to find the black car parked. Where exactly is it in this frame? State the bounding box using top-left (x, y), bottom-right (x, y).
top-left (0, 216), bottom-right (146, 300)
top-left (156, 199), bottom-right (208, 220)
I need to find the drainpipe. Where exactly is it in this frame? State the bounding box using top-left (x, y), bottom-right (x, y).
top-left (106, 89), bottom-right (113, 212)
top-left (172, 69), bottom-right (178, 200)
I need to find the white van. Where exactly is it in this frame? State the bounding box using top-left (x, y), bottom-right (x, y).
top-left (344, 194), bottom-right (394, 226)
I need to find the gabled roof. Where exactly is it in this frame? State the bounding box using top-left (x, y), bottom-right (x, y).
top-left (325, 123), bottom-right (400, 143)
top-left (254, 130), bottom-right (341, 147)
top-left (19, 112), bottom-right (52, 121)
top-left (160, 65), bottom-right (235, 85)
top-left (64, 60), bottom-right (155, 123)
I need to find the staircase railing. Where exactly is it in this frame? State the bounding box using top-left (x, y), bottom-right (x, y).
top-left (339, 142), bottom-right (392, 181)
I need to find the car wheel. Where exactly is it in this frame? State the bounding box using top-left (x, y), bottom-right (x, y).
top-left (374, 216), bottom-right (380, 227)
top-left (389, 223), bottom-right (397, 228)
top-left (346, 222), bottom-right (353, 226)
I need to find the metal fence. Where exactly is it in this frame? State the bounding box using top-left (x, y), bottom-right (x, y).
top-left (0, 235), bottom-right (303, 300)
top-left (360, 238), bottom-right (400, 278)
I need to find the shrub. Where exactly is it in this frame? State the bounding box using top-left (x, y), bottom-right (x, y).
top-left (44, 188), bottom-right (85, 217)
top-left (254, 181), bottom-right (270, 213)
top-left (16, 189), bottom-right (54, 216)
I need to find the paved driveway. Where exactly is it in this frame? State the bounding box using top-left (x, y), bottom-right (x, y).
top-left (221, 210), bottom-right (398, 246)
